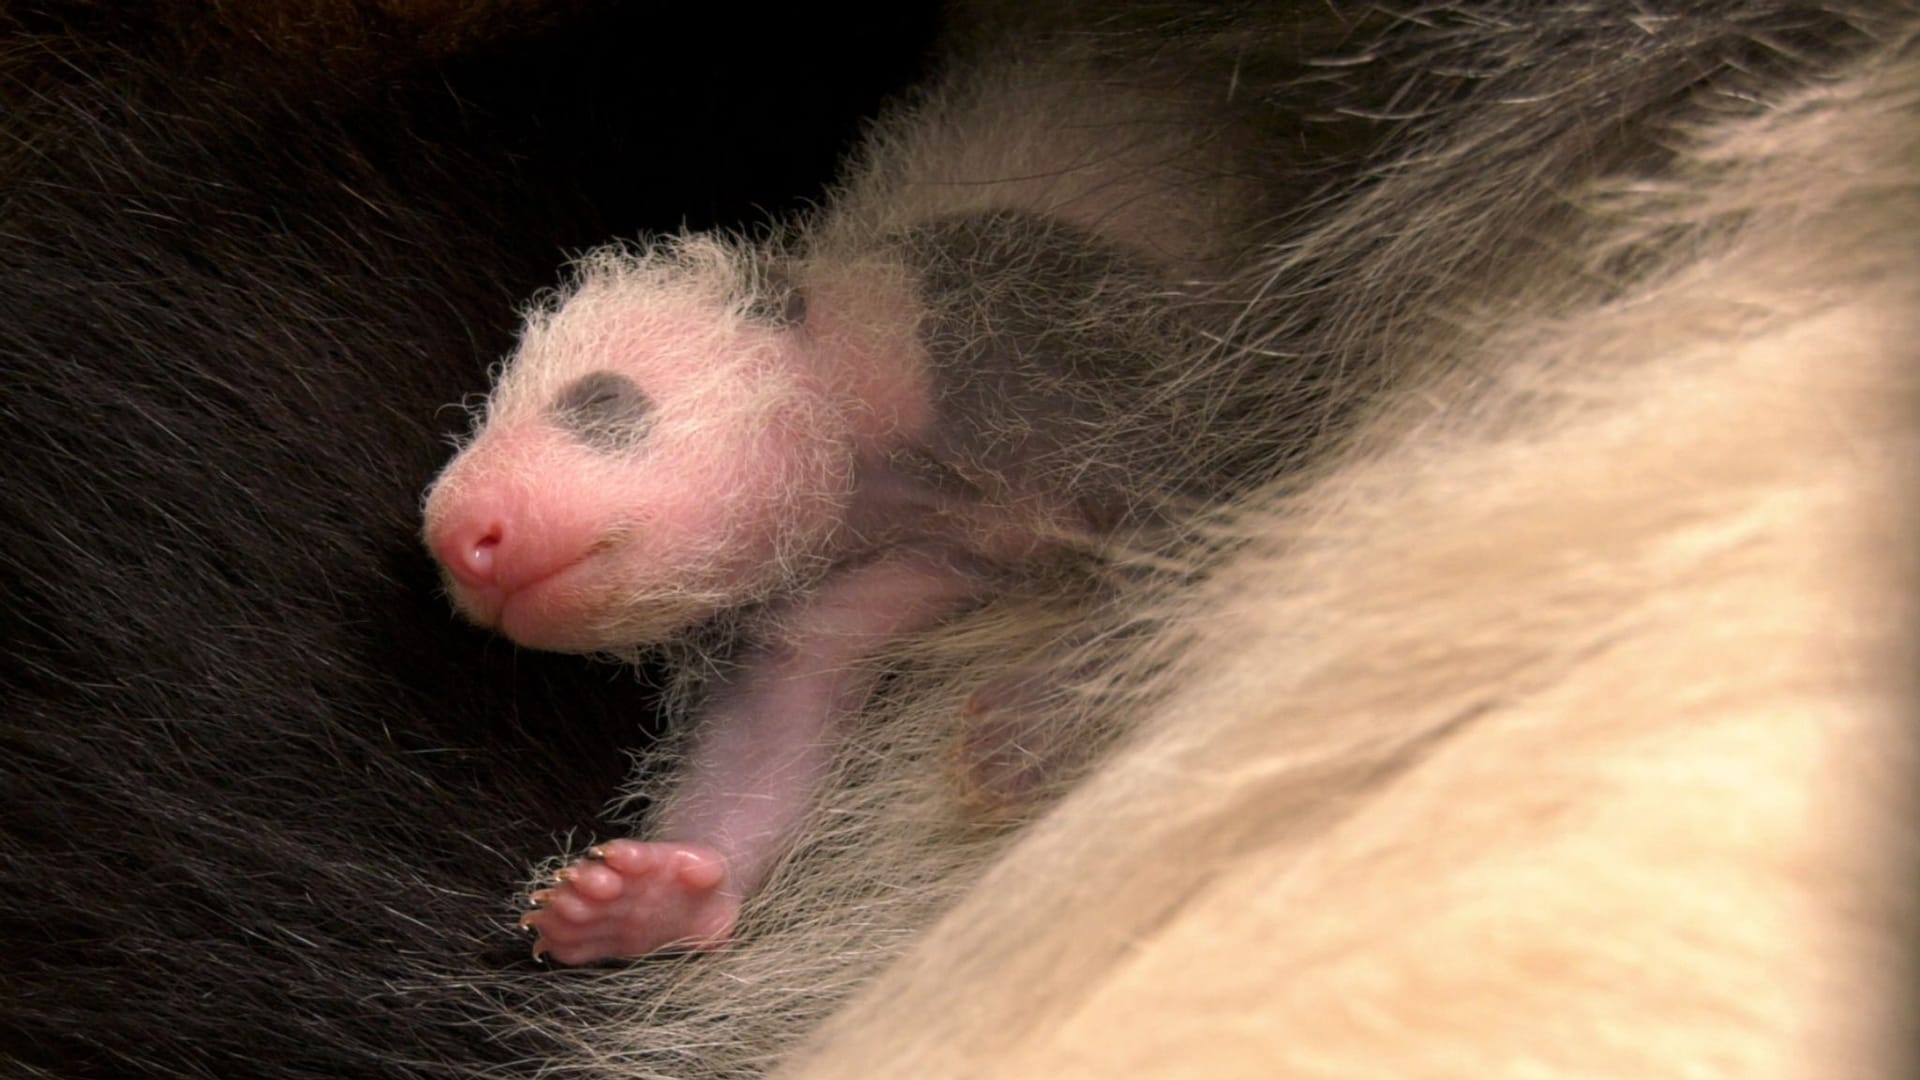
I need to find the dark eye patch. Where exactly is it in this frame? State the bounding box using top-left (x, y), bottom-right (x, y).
top-left (551, 371), bottom-right (652, 451)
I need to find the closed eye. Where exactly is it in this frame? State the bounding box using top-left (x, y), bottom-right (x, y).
top-left (552, 371), bottom-right (653, 451)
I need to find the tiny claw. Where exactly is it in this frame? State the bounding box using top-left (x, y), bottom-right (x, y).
top-left (529, 888), bottom-right (556, 907)
top-left (554, 867), bottom-right (576, 883)
top-left (585, 844), bottom-right (608, 860)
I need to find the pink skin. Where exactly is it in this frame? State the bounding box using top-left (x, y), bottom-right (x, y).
top-left (521, 548), bottom-right (982, 962)
top-left (423, 269), bottom-right (1043, 964)
top-left (524, 841), bottom-right (732, 963)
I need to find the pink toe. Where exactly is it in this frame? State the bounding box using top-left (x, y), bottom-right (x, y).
top-left (594, 839), bottom-right (654, 875)
top-left (673, 848), bottom-right (726, 890)
top-left (548, 889), bottom-right (596, 923)
top-left (567, 861), bottom-right (627, 901)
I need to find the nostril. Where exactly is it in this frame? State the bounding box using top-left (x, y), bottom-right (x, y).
top-left (467, 527), bottom-right (502, 577)
top-left (436, 519), bottom-right (506, 588)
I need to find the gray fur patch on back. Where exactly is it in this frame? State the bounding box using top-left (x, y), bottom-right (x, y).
top-left (894, 209), bottom-right (1202, 527)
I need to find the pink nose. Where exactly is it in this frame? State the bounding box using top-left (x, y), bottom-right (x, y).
top-left (432, 516), bottom-right (506, 588)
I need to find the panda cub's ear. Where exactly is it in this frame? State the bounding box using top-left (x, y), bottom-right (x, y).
top-left (745, 261), bottom-right (807, 329)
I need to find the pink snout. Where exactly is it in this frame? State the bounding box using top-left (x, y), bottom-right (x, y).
top-left (423, 475), bottom-right (604, 636)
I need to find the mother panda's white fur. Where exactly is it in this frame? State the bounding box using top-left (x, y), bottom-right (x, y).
top-left (782, 30), bottom-right (1920, 1080)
